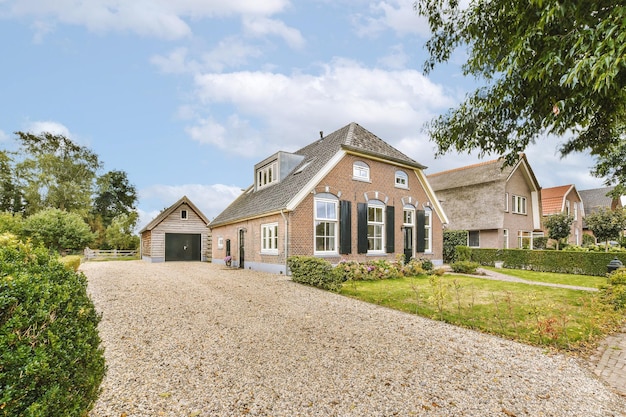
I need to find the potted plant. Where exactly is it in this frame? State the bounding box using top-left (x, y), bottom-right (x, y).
top-left (224, 255), bottom-right (232, 267)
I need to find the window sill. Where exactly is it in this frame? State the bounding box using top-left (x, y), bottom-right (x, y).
top-left (260, 251), bottom-right (279, 256)
top-left (352, 177), bottom-right (371, 183)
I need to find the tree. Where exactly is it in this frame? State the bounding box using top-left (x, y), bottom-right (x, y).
top-left (584, 207), bottom-right (626, 251)
top-left (92, 170), bottom-right (138, 228)
top-left (415, 1), bottom-right (626, 196)
top-left (23, 208), bottom-right (96, 253)
top-left (544, 213), bottom-right (574, 250)
top-left (14, 131), bottom-right (101, 215)
top-left (104, 212), bottom-right (140, 250)
top-left (0, 150), bottom-right (23, 214)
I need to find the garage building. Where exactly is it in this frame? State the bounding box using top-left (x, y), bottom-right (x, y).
top-left (139, 196), bottom-right (211, 262)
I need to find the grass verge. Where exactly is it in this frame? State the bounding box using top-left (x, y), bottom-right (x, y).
top-left (339, 273), bottom-right (624, 353)
top-left (482, 266), bottom-right (608, 288)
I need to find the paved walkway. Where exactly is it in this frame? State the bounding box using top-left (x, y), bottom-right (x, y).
top-left (477, 267), bottom-right (626, 397)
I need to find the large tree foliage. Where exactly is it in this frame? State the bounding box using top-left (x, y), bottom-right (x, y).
top-left (15, 131), bottom-right (101, 215)
top-left (415, 1), bottom-right (626, 196)
top-left (23, 208), bottom-right (96, 253)
top-left (584, 207), bottom-right (626, 251)
top-left (0, 151), bottom-right (23, 213)
top-left (544, 213), bottom-right (574, 250)
top-left (92, 170), bottom-right (138, 229)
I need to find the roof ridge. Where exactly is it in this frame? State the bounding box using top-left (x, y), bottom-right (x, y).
top-left (428, 158), bottom-right (501, 177)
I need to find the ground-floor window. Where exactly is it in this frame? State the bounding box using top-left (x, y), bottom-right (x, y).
top-left (314, 197), bottom-right (338, 254)
top-left (261, 223), bottom-right (278, 254)
top-left (468, 230), bottom-right (480, 247)
top-left (368, 202), bottom-right (384, 253)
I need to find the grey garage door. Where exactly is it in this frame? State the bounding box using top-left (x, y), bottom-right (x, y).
top-left (165, 233), bottom-right (201, 261)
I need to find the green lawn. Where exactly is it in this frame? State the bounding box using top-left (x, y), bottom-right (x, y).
top-left (339, 272), bottom-right (624, 352)
top-left (481, 266), bottom-right (608, 288)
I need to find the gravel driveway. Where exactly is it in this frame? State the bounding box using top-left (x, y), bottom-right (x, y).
top-left (83, 261), bottom-right (626, 417)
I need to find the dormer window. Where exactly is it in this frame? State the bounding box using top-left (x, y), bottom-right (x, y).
top-left (353, 161), bottom-right (370, 181)
top-left (257, 161), bottom-right (278, 189)
top-left (395, 170), bottom-right (408, 189)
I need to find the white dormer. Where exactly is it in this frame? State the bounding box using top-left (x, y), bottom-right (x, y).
top-left (254, 151), bottom-right (305, 191)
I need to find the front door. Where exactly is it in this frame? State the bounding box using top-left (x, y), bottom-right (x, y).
top-left (238, 229), bottom-right (245, 269)
top-left (403, 227), bottom-right (414, 262)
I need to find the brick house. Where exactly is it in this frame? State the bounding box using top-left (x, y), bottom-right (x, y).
top-left (427, 155), bottom-right (542, 249)
top-left (540, 184), bottom-right (584, 246)
top-left (209, 122), bottom-right (448, 274)
top-left (579, 186), bottom-right (625, 241)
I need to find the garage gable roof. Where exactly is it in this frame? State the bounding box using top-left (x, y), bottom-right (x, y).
top-left (139, 195), bottom-right (210, 233)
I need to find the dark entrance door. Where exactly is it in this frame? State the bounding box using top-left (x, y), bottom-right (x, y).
top-left (238, 229), bottom-right (245, 269)
top-left (403, 227), bottom-right (414, 261)
top-left (165, 233), bottom-right (201, 261)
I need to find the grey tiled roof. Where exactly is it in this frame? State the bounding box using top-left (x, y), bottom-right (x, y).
top-left (579, 186), bottom-right (619, 214)
top-left (210, 122), bottom-right (425, 227)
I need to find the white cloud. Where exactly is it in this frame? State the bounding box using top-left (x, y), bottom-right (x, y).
top-left (26, 120), bottom-right (72, 137)
top-left (188, 59), bottom-right (455, 157)
top-left (3, 0), bottom-right (291, 40)
top-left (352, 0), bottom-right (431, 38)
top-left (242, 16), bottom-right (304, 49)
top-left (137, 183), bottom-right (243, 229)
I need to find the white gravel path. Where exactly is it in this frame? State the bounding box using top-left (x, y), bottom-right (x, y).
top-left (83, 261), bottom-right (626, 417)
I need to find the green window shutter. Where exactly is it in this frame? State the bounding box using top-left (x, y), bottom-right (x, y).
top-left (357, 202), bottom-right (368, 254)
top-left (385, 205), bottom-right (395, 253)
top-left (340, 200), bottom-right (352, 254)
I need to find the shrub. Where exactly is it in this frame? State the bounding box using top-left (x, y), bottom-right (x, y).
top-left (600, 268), bottom-right (626, 311)
top-left (0, 234), bottom-right (106, 416)
top-left (456, 245), bottom-right (471, 262)
top-left (287, 256), bottom-right (343, 291)
top-left (59, 255), bottom-right (82, 271)
top-left (443, 230), bottom-right (468, 263)
top-left (450, 260), bottom-right (480, 274)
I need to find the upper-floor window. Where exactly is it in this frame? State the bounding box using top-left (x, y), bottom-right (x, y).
top-left (367, 201), bottom-right (384, 253)
top-left (395, 171), bottom-right (408, 189)
top-left (353, 161), bottom-right (370, 181)
top-left (574, 202), bottom-right (578, 220)
top-left (504, 192), bottom-right (509, 212)
top-left (314, 197), bottom-right (338, 254)
top-left (261, 223), bottom-right (278, 253)
top-left (512, 195), bottom-right (527, 214)
top-left (181, 209), bottom-right (188, 219)
top-left (565, 200), bottom-right (571, 216)
top-left (257, 162), bottom-right (278, 189)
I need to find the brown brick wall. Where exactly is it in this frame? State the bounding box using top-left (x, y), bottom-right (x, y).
top-left (211, 153), bottom-right (445, 271)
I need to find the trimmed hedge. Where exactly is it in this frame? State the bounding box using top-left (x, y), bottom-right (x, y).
top-left (443, 230), bottom-right (468, 263)
top-left (470, 248), bottom-right (626, 276)
top-left (0, 235), bottom-right (106, 416)
top-left (287, 256), bottom-right (343, 291)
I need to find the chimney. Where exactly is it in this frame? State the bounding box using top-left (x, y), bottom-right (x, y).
top-left (319, 131), bottom-right (323, 139)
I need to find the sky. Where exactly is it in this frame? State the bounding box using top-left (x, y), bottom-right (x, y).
top-left (0, 0), bottom-right (613, 230)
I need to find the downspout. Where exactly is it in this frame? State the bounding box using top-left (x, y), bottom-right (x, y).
top-left (280, 210), bottom-right (289, 275)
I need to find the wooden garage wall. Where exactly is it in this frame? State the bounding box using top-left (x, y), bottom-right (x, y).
top-left (150, 203), bottom-right (211, 261)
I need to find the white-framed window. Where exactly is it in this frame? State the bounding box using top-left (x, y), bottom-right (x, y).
top-left (468, 230), bottom-right (480, 247)
top-left (367, 201), bottom-right (384, 253)
top-left (565, 200), bottom-right (571, 216)
top-left (512, 195), bottom-right (527, 214)
top-left (503, 229), bottom-right (509, 249)
top-left (424, 207), bottom-right (432, 253)
top-left (518, 230), bottom-right (532, 249)
top-left (181, 209), bottom-right (188, 220)
top-left (395, 171), bottom-right (408, 189)
top-left (217, 237), bottom-right (224, 249)
top-left (314, 197), bottom-right (338, 254)
top-left (353, 161), bottom-right (370, 181)
top-left (257, 161), bottom-right (278, 189)
top-left (504, 192), bottom-right (509, 212)
top-left (403, 207), bottom-right (414, 226)
top-left (574, 202), bottom-right (578, 220)
top-left (261, 223), bottom-right (279, 254)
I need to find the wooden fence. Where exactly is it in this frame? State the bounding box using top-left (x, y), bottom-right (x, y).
top-left (84, 248), bottom-right (138, 260)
